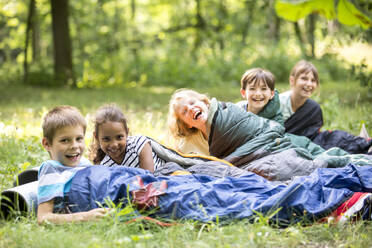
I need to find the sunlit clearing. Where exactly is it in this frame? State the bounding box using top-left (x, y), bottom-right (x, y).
top-left (0, 122), bottom-right (41, 139)
top-left (334, 42), bottom-right (372, 69)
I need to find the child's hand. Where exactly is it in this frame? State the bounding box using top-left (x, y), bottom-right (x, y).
top-left (87, 208), bottom-right (111, 219)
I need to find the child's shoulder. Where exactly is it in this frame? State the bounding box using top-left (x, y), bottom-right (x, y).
top-left (235, 100), bottom-right (247, 110)
top-left (127, 135), bottom-right (149, 143)
top-left (39, 160), bottom-right (65, 175)
top-left (279, 90), bottom-right (291, 103)
top-left (279, 90), bottom-right (291, 98)
top-left (306, 98), bottom-right (321, 108)
top-left (126, 135), bottom-right (151, 151)
top-left (40, 157), bottom-right (91, 168)
top-left (38, 158), bottom-right (91, 177)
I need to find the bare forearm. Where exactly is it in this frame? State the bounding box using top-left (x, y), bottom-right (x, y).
top-left (139, 143), bottom-right (155, 173)
top-left (37, 208), bottom-right (108, 225)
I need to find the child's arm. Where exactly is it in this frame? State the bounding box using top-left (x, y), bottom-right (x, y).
top-left (139, 142), bottom-right (155, 173)
top-left (37, 200), bottom-right (108, 225)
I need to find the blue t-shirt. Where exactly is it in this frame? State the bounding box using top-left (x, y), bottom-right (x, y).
top-left (37, 158), bottom-right (91, 212)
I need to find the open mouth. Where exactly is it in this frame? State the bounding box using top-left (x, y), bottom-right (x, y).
top-left (193, 110), bottom-right (202, 120)
top-left (108, 148), bottom-right (117, 153)
top-left (108, 149), bottom-right (124, 159)
top-left (66, 153), bottom-right (80, 161)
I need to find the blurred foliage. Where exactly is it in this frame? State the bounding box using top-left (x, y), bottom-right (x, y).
top-left (0, 134), bottom-right (46, 191)
top-left (349, 60), bottom-right (372, 98)
top-left (0, 0), bottom-right (371, 89)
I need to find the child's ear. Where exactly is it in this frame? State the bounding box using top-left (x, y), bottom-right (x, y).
top-left (42, 137), bottom-right (51, 151)
top-left (289, 76), bottom-right (295, 87)
top-left (269, 90), bottom-right (275, 100)
top-left (240, 88), bottom-right (246, 99)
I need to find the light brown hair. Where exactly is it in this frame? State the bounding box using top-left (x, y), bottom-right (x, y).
top-left (42, 105), bottom-right (87, 143)
top-left (290, 60), bottom-right (319, 85)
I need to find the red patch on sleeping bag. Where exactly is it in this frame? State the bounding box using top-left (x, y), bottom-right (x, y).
top-left (131, 176), bottom-right (167, 210)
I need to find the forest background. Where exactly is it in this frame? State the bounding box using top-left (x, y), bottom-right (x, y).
top-left (1, 0), bottom-right (371, 88)
top-left (1, 0), bottom-right (372, 247)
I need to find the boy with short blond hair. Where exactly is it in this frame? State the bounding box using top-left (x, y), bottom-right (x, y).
top-left (42, 105), bottom-right (87, 143)
top-left (37, 105), bottom-right (107, 224)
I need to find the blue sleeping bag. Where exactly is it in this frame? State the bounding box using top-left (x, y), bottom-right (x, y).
top-left (67, 164), bottom-right (372, 226)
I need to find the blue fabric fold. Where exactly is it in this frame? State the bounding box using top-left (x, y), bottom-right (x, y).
top-left (68, 164), bottom-right (372, 226)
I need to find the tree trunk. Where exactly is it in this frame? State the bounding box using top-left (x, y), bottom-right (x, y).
top-left (130, 0), bottom-right (140, 81)
top-left (241, 0), bottom-right (255, 44)
top-left (193, 0), bottom-right (206, 52)
top-left (131, 0), bottom-right (136, 20)
top-left (31, 0), bottom-right (40, 62)
top-left (24, 0), bottom-right (35, 83)
top-left (272, 15), bottom-right (281, 42)
top-left (216, 0), bottom-right (227, 51)
top-left (50, 0), bottom-right (75, 86)
top-left (293, 22), bottom-right (307, 57)
top-left (112, 0), bottom-right (120, 51)
top-left (268, 0), bottom-right (280, 43)
top-left (306, 13), bottom-right (316, 58)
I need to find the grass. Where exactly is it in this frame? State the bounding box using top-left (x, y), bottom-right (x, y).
top-left (0, 81), bottom-right (372, 247)
top-left (1, 216), bottom-right (372, 247)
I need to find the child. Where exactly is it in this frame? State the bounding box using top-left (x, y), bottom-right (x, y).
top-left (37, 106), bottom-right (108, 224)
top-left (167, 89), bottom-right (210, 155)
top-left (171, 69), bottom-right (282, 155)
top-left (89, 104), bottom-right (164, 173)
top-left (36, 106), bottom-right (372, 225)
top-left (89, 104), bottom-right (249, 178)
top-left (280, 60), bottom-right (372, 154)
top-left (279, 60), bottom-right (320, 132)
top-left (168, 88), bottom-right (372, 181)
top-left (236, 68), bottom-right (284, 125)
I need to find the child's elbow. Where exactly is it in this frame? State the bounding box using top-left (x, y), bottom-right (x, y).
top-left (37, 214), bottom-right (51, 225)
top-left (37, 215), bottom-right (45, 225)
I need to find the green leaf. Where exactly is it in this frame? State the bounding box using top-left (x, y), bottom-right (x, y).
top-left (275, 0), bottom-right (371, 29)
top-left (337, 0), bottom-right (372, 29)
top-left (275, 0), bottom-right (335, 22)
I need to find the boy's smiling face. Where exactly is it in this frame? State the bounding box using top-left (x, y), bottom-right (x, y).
top-left (240, 80), bottom-right (274, 114)
top-left (42, 125), bottom-right (85, 167)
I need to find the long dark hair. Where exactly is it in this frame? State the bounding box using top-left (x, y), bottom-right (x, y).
top-left (89, 104), bottom-right (129, 164)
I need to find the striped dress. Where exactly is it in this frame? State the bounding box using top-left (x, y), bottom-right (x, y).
top-left (100, 135), bottom-right (165, 171)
